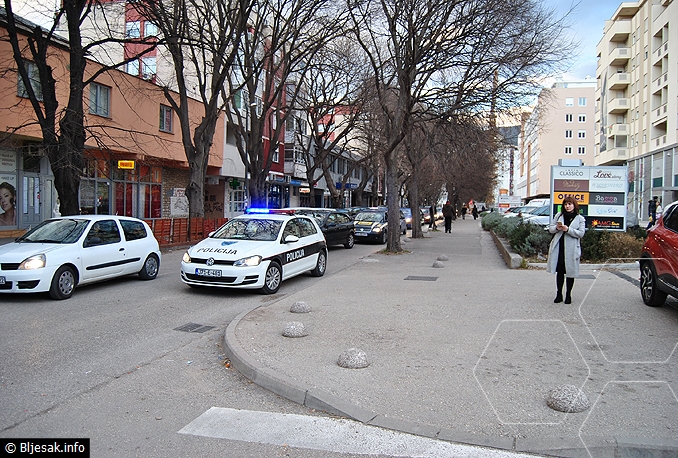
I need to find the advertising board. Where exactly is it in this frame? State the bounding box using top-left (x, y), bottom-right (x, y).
top-left (550, 165), bottom-right (627, 231)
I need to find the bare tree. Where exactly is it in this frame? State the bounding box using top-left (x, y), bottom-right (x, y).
top-left (134, 0), bottom-right (253, 218)
top-left (348, 0), bottom-right (576, 252)
top-left (225, 0), bottom-right (349, 208)
top-left (1, 0), bottom-right (158, 215)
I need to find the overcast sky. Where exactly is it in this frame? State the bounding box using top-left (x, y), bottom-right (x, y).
top-left (12, 0), bottom-right (623, 82)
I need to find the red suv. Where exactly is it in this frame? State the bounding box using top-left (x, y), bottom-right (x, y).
top-left (640, 200), bottom-right (678, 306)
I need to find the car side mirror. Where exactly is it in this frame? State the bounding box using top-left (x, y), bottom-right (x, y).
top-left (284, 235), bottom-right (299, 243)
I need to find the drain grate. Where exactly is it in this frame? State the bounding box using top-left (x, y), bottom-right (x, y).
top-left (174, 322), bottom-right (215, 333)
top-left (404, 276), bottom-right (438, 281)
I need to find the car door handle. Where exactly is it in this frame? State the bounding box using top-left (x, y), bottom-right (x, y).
top-left (119, 248), bottom-right (125, 251)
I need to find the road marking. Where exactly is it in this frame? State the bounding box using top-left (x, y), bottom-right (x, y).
top-left (179, 407), bottom-right (535, 457)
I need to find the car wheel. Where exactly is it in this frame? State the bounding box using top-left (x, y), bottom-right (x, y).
top-left (380, 230), bottom-right (387, 244)
top-left (139, 253), bottom-right (160, 280)
top-left (640, 261), bottom-right (667, 307)
top-left (344, 233), bottom-right (354, 249)
top-left (311, 250), bottom-right (327, 277)
top-left (49, 265), bottom-right (76, 300)
top-left (261, 262), bottom-right (282, 294)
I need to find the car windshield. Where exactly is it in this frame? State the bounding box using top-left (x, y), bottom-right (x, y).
top-left (355, 212), bottom-right (384, 222)
top-left (212, 218), bottom-right (283, 241)
top-left (16, 218), bottom-right (90, 244)
top-left (401, 209), bottom-right (412, 217)
top-left (295, 210), bottom-right (329, 224)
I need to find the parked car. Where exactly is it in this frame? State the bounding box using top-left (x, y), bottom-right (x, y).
top-left (181, 210), bottom-right (327, 294)
top-left (401, 207), bottom-right (425, 229)
top-left (522, 205), bottom-right (551, 227)
top-left (353, 208), bottom-right (406, 243)
top-left (419, 207), bottom-right (432, 224)
top-left (0, 215), bottom-right (160, 300)
top-left (292, 208), bottom-right (355, 249)
top-left (639, 200), bottom-right (678, 307)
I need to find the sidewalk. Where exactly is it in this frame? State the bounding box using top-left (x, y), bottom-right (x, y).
top-left (224, 219), bottom-right (673, 456)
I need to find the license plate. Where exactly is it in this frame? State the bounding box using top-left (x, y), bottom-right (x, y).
top-left (0, 276), bottom-right (4, 284)
top-left (196, 268), bottom-right (222, 277)
top-left (355, 232), bottom-right (367, 236)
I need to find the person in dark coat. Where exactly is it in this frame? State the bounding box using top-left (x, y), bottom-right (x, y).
top-left (646, 196), bottom-right (658, 230)
top-left (547, 196), bottom-right (586, 304)
top-left (442, 201), bottom-right (453, 233)
top-left (472, 205), bottom-right (479, 220)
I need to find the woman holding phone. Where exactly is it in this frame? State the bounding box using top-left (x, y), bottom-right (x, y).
top-left (547, 196), bottom-right (586, 304)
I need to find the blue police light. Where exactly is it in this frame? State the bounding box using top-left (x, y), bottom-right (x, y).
top-left (245, 208), bottom-right (271, 214)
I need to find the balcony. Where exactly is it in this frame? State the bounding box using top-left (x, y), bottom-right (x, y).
top-left (608, 72), bottom-right (630, 90)
top-left (605, 19), bottom-right (631, 42)
top-left (652, 103), bottom-right (668, 125)
top-left (607, 97), bottom-right (630, 114)
top-left (653, 72), bottom-right (668, 89)
top-left (609, 47), bottom-right (631, 66)
top-left (596, 147), bottom-right (628, 166)
top-left (607, 123), bottom-right (629, 137)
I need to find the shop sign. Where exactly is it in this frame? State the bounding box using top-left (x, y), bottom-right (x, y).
top-left (117, 160), bottom-right (135, 170)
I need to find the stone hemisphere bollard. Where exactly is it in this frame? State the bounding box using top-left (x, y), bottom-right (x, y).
top-left (432, 260), bottom-right (445, 268)
top-left (290, 301), bottom-right (311, 313)
top-left (282, 321), bottom-right (307, 338)
top-left (337, 348), bottom-right (369, 369)
top-left (437, 254), bottom-right (449, 261)
top-left (546, 385), bottom-right (591, 413)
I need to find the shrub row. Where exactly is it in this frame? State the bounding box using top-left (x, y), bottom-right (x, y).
top-left (481, 212), bottom-right (646, 263)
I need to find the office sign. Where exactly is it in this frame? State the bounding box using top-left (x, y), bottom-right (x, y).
top-left (551, 165), bottom-right (627, 231)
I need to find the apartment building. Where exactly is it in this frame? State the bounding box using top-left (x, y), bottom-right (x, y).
top-left (0, 13), bottom-right (224, 238)
top-left (515, 80), bottom-right (597, 200)
top-left (594, 0), bottom-right (677, 216)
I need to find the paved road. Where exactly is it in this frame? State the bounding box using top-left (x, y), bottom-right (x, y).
top-left (224, 218), bottom-right (678, 457)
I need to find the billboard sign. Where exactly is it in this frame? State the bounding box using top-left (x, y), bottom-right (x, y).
top-left (551, 165), bottom-right (627, 231)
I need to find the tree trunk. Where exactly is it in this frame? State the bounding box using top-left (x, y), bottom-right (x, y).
top-left (385, 153), bottom-right (402, 252)
top-left (409, 166), bottom-right (422, 238)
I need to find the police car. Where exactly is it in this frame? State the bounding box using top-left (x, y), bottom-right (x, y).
top-left (180, 210), bottom-right (327, 294)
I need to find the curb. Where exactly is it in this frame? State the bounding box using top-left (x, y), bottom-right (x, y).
top-left (489, 230), bottom-right (523, 269)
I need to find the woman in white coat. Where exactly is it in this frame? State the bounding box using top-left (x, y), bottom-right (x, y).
top-left (547, 196), bottom-right (586, 304)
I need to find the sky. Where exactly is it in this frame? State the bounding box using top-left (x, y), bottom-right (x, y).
top-left (13, 0), bottom-right (623, 83)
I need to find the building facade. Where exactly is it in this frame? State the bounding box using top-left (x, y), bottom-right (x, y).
top-left (0, 15), bottom-right (224, 238)
top-left (515, 80), bottom-right (597, 200)
top-left (595, 0), bottom-right (677, 218)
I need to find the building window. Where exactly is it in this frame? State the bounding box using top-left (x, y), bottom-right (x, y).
top-left (16, 61), bottom-right (42, 101)
top-left (565, 114), bottom-right (573, 122)
top-left (578, 97), bottom-right (587, 106)
top-left (144, 22), bottom-right (158, 37)
top-left (126, 59), bottom-right (139, 76)
top-left (578, 130), bottom-right (586, 139)
top-left (125, 21), bottom-right (141, 38)
top-left (565, 97), bottom-right (574, 107)
top-left (577, 146), bottom-right (586, 155)
top-left (564, 146), bottom-right (572, 155)
top-left (565, 130), bottom-right (573, 138)
top-left (159, 105), bottom-right (173, 133)
top-left (578, 114), bottom-right (586, 122)
top-left (89, 83), bottom-right (110, 117)
top-left (141, 57), bottom-right (156, 79)
top-left (272, 148), bottom-right (279, 163)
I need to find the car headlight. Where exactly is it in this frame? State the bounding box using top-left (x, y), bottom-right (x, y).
top-left (19, 254), bottom-right (46, 270)
top-left (234, 255), bottom-right (262, 267)
top-left (182, 252), bottom-right (191, 263)
top-left (373, 226), bottom-right (382, 233)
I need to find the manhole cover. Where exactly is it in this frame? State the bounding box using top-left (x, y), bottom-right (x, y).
top-left (174, 322), bottom-right (215, 333)
top-left (404, 276), bottom-right (438, 281)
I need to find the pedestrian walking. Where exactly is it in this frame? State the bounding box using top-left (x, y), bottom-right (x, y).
top-left (429, 204), bottom-right (437, 230)
top-left (461, 205), bottom-right (467, 220)
top-left (547, 196), bottom-right (586, 304)
top-left (472, 205), bottom-right (479, 220)
top-left (442, 201), bottom-right (453, 233)
top-left (646, 196), bottom-right (658, 230)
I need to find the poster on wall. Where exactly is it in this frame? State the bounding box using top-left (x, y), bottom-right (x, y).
top-left (170, 188), bottom-right (189, 218)
top-left (551, 165), bottom-right (627, 231)
top-left (0, 174), bottom-right (17, 227)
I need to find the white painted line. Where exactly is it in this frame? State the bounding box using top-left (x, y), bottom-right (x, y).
top-left (179, 407), bottom-right (537, 457)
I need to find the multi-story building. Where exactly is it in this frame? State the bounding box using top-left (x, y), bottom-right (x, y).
top-left (594, 0), bottom-right (677, 217)
top-left (515, 80), bottom-right (597, 200)
top-left (0, 13), bottom-right (224, 238)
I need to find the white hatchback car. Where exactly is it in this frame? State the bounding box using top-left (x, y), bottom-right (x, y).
top-left (180, 210), bottom-right (327, 294)
top-left (0, 215), bottom-right (161, 300)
